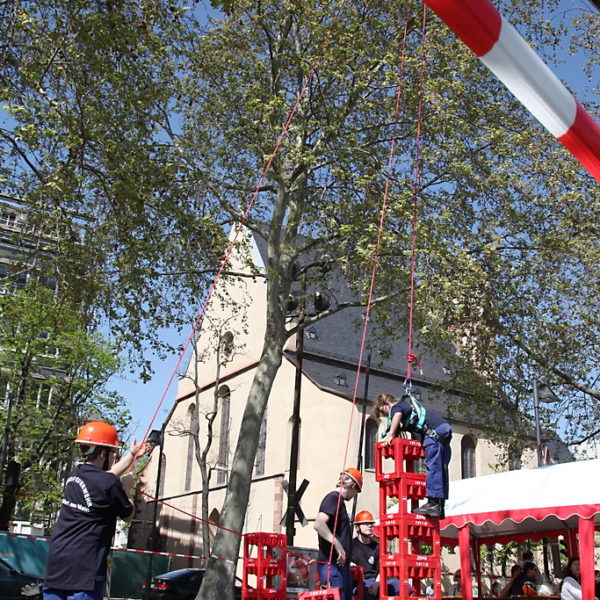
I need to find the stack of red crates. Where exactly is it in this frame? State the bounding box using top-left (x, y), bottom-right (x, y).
top-left (376, 438), bottom-right (441, 600)
top-left (242, 532), bottom-right (287, 600)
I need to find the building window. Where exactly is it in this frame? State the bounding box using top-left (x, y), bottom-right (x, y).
top-left (306, 327), bottom-right (318, 340)
top-left (334, 373), bottom-right (347, 387)
top-left (184, 404), bottom-right (195, 491)
top-left (217, 387), bottom-right (231, 485)
top-left (461, 435), bottom-right (476, 479)
top-left (255, 412), bottom-right (267, 477)
top-left (364, 419), bottom-right (378, 470)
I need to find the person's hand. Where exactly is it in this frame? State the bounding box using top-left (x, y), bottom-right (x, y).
top-left (382, 434), bottom-right (393, 446)
top-left (129, 438), bottom-right (152, 458)
top-left (333, 537), bottom-right (346, 566)
top-left (367, 582), bottom-right (380, 596)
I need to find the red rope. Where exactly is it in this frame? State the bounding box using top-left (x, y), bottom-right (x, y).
top-left (326, 13), bottom-right (412, 581)
top-left (405, 5), bottom-right (428, 386)
top-left (137, 488), bottom-right (242, 537)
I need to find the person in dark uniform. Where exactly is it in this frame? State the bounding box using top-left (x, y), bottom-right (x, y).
top-left (43, 421), bottom-right (147, 600)
top-left (351, 510), bottom-right (401, 600)
top-left (351, 510), bottom-right (380, 600)
top-left (375, 392), bottom-right (452, 518)
top-left (314, 468), bottom-right (362, 600)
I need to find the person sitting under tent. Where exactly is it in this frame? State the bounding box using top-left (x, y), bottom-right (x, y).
top-left (560, 557), bottom-right (598, 600)
top-left (375, 392), bottom-right (452, 518)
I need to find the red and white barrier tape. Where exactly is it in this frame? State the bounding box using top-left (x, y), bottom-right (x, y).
top-left (424, 0), bottom-right (600, 182)
top-left (0, 531), bottom-right (221, 561)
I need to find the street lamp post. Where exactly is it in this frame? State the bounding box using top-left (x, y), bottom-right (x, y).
top-left (532, 379), bottom-right (560, 577)
top-left (144, 425), bottom-right (165, 600)
top-left (285, 278), bottom-right (330, 546)
top-left (532, 379), bottom-right (560, 467)
top-left (532, 379), bottom-right (543, 467)
top-left (286, 279), bottom-right (305, 547)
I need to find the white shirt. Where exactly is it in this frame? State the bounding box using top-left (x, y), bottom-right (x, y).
top-left (561, 577), bottom-right (581, 600)
top-left (560, 576), bottom-right (598, 600)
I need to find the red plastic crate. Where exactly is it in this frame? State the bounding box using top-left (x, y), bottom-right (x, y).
top-left (380, 559), bottom-right (441, 600)
top-left (379, 514), bottom-right (441, 559)
top-left (243, 532), bottom-right (287, 599)
top-left (381, 553), bottom-right (440, 576)
top-left (379, 474), bottom-right (426, 518)
top-left (298, 589), bottom-right (341, 600)
top-left (244, 591), bottom-right (286, 600)
top-left (351, 565), bottom-right (364, 600)
top-left (375, 438), bottom-right (425, 482)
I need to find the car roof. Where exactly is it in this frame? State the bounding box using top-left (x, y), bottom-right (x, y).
top-left (154, 568), bottom-right (205, 579)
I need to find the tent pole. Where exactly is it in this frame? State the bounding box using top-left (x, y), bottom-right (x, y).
top-left (473, 539), bottom-right (482, 596)
top-left (578, 517), bottom-right (594, 600)
top-left (459, 524), bottom-right (474, 600)
top-left (566, 528), bottom-right (578, 557)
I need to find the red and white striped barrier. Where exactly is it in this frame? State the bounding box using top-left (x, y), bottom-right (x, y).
top-left (424, 0), bottom-right (600, 182)
top-left (0, 531), bottom-right (215, 561)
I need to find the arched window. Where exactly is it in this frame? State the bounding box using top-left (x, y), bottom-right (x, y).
top-left (217, 387), bottom-right (231, 485)
top-left (184, 404), bottom-right (195, 490)
top-left (543, 446), bottom-right (551, 466)
top-left (364, 419), bottom-right (378, 471)
top-left (461, 435), bottom-right (476, 479)
top-left (208, 508), bottom-right (220, 548)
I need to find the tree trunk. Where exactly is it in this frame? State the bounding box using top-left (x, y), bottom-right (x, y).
top-left (0, 484), bottom-right (19, 531)
top-left (197, 335), bottom-right (285, 600)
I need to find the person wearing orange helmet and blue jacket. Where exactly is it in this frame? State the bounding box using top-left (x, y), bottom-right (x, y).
top-left (314, 468), bottom-right (363, 600)
top-left (43, 421), bottom-right (148, 600)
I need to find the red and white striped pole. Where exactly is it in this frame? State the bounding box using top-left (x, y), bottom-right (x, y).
top-left (424, 0), bottom-right (600, 183)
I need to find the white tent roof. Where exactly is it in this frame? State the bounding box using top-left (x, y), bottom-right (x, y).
top-left (440, 459), bottom-right (600, 542)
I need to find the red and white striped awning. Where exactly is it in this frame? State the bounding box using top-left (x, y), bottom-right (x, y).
top-left (441, 459), bottom-right (600, 542)
top-left (424, 0), bottom-right (600, 182)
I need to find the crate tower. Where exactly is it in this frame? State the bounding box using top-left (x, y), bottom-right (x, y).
top-left (376, 437), bottom-right (442, 600)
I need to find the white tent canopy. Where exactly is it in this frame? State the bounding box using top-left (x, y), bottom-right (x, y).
top-left (441, 459), bottom-right (600, 542)
top-left (438, 459), bottom-right (600, 600)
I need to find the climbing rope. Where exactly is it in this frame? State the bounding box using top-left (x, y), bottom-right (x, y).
top-left (405, 3), bottom-right (428, 389)
top-left (327, 4), bottom-right (429, 582)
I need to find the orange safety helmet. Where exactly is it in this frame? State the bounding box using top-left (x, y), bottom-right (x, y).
top-left (354, 510), bottom-right (375, 524)
top-left (341, 467), bottom-right (363, 491)
top-left (76, 421), bottom-right (120, 450)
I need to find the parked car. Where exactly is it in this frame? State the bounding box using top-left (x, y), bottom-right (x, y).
top-left (0, 557), bottom-right (42, 600)
top-left (141, 568), bottom-right (245, 600)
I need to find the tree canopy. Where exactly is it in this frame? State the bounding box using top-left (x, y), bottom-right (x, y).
top-left (0, 281), bottom-right (128, 529)
top-left (0, 0), bottom-right (598, 594)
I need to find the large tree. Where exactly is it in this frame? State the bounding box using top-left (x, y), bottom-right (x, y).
top-left (0, 0), bottom-right (598, 596)
top-left (165, 1), bottom-right (596, 597)
top-left (0, 281), bottom-right (127, 529)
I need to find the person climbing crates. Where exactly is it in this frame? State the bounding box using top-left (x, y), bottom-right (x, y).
top-left (374, 392), bottom-right (452, 518)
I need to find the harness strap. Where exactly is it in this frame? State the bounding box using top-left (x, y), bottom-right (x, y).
top-left (425, 427), bottom-right (451, 446)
